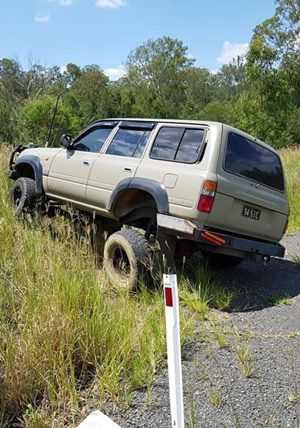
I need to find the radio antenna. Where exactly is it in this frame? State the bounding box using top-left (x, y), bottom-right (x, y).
top-left (45, 94), bottom-right (61, 148)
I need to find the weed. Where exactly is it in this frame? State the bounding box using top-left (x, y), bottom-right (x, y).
top-left (234, 343), bottom-right (252, 378)
top-left (213, 327), bottom-right (229, 349)
top-left (280, 147), bottom-right (300, 233)
top-left (180, 265), bottom-right (233, 319)
top-left (187, 398), bottom-right (197, 428)
top-left (292, 255), bottom-right (300, 267)
top-left (266, 295), bottom-right (292, 306)
top-left (0, 148), bottom-right (194, 426)
top-left (209, 385), bottom-right (222, 407)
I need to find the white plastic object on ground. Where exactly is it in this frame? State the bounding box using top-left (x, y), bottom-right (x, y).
top-left (77, 410), bottom-right (121, 428)
top-left (163, 274), bottom-right (185, 428)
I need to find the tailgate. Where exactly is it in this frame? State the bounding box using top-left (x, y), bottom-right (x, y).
top-left (205, 131), bottom-right (289, 242)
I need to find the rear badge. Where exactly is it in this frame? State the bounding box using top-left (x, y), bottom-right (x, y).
top-left (242, 205), bottom-right (261, 221)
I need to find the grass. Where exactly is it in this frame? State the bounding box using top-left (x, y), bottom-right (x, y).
top-left (234, 343), bottom-right (252, 378)
top-left (266, 295), bottom-right (292, 306)
top-left (179, 265), bottom-right (234, 320)
top-left (292, 255), bottom-right (300, 267)
top-left (213, 327), bottom-right (229, 349)
top-left (209, 386), bottom-right (222, 407)
top-left (1, 144), bottom-right (299, 426)
top-left (280, 146), bottom-right (300, 234)
top-left (0, 147), bottom-right (196, 427)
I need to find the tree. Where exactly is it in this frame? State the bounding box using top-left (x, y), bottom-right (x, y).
top-left (18, 95), bottom-right (79, 145)
top-left (68, 65), bottom-right (109, 125)
top-left (126, 36), bottom-right (195, 117)
top-left (241, 0), bottom-right (300, 146)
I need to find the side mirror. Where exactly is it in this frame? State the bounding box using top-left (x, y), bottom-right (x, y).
top-left (60, 134), bottom-right (73, 149)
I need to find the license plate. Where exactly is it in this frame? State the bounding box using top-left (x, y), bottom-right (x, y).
top-left (242, 205), bottom-right (261, 220)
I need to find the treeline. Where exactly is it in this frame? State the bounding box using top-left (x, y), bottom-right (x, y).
top-left (0, 0), bottom-right (299, 149)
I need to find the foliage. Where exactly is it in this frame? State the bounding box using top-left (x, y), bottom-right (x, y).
top-left (280, 146), bottom-right (300, 233)
top-left (18, 95), bottom-right (80, 145)
top-left (180, 265), bottom-right (234, 320)
top-left (0, 3), bottom-right (300, 148)
top-left (0, 148), bottom-right (196, 427)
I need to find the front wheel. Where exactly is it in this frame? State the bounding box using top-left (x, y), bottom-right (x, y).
top-left (9, 177), bottom-right (39, 218)
top-left (103, 229), bottom-right (152, 291)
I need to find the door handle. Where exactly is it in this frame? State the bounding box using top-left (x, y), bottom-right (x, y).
top-left (83, 160), bottom-right (91, 166)
top-left (124, 167), bottom-right (133, 172)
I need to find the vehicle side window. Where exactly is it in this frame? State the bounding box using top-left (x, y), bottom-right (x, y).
top-left (106, 129), bottom-right (150, 158)
top-left (73, 127), bottom-right (114, 153)
top-left (150, 127), bottom-right (205, 163)
top-left (224, 133), bottom-right (284, 191)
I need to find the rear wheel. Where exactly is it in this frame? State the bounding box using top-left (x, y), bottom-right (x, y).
top-left (9, 177), bottom-right (39, 218)
top-left (202, 252), bottom-right (243, 269)
top-left (103, 229), bottom-right (152, 291)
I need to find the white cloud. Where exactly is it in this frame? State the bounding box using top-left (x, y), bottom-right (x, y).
top-left (217, 41), bottom-right (249, 65)
top-left (60, 65), bottom-right (67, 73)
top-left (95, 0), bottom-right (126, 9)
top-left (35, 14), bottom-right (50, 23)
top-left (104, 65), bottom-right (126, 81)
top-left (47, 0), bottom-right (73, 6)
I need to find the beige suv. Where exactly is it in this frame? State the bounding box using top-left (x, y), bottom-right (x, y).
top-left (8, 119), bottom-right (290, 289)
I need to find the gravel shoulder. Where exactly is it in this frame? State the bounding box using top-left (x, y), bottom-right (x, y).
top-left (102, 236), bottom-right (300, 427)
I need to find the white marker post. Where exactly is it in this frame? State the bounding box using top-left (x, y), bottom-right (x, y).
top-left (77, 410), bottom-right (121, 428)
top-left (163, 274), bottom-right (185, 428)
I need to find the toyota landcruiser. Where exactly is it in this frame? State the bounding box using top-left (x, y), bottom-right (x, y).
top-left (8, 119), bottom-right (289, 289)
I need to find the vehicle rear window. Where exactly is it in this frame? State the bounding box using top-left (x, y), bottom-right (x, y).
top-left (225, 133), bottom-right (284, 191)
top-left (150, 127), bottom-right (205, 163)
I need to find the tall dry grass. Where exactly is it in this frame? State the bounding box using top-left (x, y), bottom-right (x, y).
top-left (0, 144), bottom-right (298, 427)
top-left (280, 146), bottom-right (300, 233)
top-left (0, 147), bottom-right (194, 427)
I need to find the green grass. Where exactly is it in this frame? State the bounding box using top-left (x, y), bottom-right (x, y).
top-left (234, 343), bottom-right (252, 378)
top-left (179, 265), bottom-right (234, 320)
top-left (280, 147), bottom-right (300, 234)
top-left (292, 255), bottom-right (300, 267)
top-left (1, 145), bottom-right (299, 426)
top-left (266, 295), bottom-right (292, 306)
top-left (209, 386), bottom-right (222, 407)
top-left (0, 147), bottom-right (195, 427)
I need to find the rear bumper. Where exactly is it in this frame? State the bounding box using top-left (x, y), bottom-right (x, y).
top-left (157, 214), bottom-right (285, 258)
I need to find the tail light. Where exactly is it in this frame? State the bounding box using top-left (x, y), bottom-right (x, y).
top-left (197, 180), bottom-right (217, 213)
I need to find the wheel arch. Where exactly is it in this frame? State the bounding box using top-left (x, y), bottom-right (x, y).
top-left (107, 177), bottom-right (169, 221)
top-left (14, 155), bottom-right (43, 194)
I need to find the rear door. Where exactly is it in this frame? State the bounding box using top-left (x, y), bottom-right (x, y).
top-left (206, 130), bottom-right (289, 242)
top-left (136, 123), bottom-right (208, 220)
top-left (86, 121), bottom-right (154, 209)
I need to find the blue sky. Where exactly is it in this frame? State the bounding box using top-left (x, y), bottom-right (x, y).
top-left (1, 0), bottom-right (276, 80)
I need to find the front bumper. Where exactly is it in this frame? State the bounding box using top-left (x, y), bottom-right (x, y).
top-left (157, 214), bottom-right (285, 259)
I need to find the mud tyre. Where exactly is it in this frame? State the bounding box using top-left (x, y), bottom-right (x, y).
top-left (9, 177), bottom-right (39, 218)
top-left (103, 229), bottom-right (152, 291)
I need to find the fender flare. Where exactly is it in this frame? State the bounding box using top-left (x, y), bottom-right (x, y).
top-left (15, 155), bottom-right (43, 194)
top-left (107, 177), bottom-right (169, 215)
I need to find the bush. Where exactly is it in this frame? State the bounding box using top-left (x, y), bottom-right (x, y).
top-left (17, 96), bottom-right (80, 146)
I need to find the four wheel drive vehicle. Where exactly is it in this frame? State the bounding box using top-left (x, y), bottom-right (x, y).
top-left (8, 119), bottom-right (290, 289)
